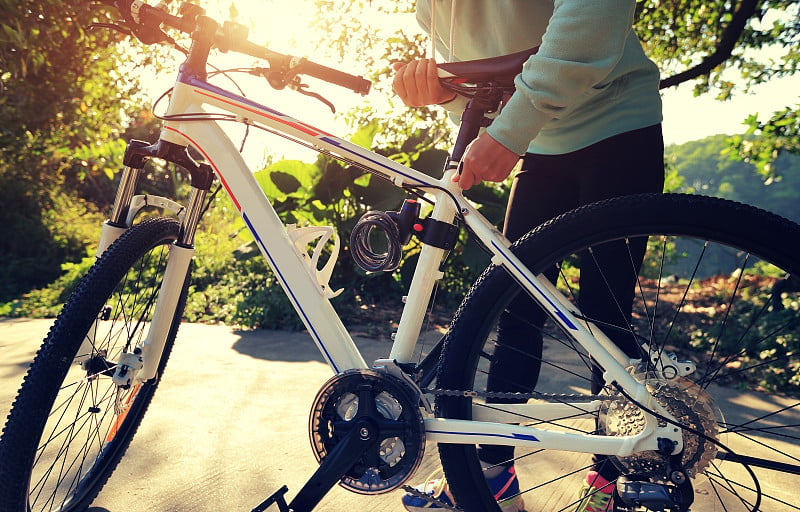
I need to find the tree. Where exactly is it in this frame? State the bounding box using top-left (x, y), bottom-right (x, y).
top-left (313, 0), bottom-right (798, 179)
top-left (0, 1), bottom-right (137, 151)
top-left (0, 0), bottom-right (142, 300)
top-left (636, 0), bottom-right (799, 177)
top-left (667, 134), bottom-right (800, 222)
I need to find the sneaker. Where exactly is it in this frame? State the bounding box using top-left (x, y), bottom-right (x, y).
top-left (401, 465), bottom-right (525, 512)
top-left (573, 471), bottom-right (615, 512)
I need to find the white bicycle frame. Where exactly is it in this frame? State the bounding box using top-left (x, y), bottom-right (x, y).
top-left (106, 68), bottom-right (681, 460)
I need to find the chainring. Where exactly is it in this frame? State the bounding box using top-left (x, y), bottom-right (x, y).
top-left (599, 371), bottom-right (720, 480)
top-left (308, 369), bottom-right (426, 494)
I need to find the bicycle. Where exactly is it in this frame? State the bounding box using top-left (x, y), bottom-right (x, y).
top-left (1, 2), bottom-right (799, 511)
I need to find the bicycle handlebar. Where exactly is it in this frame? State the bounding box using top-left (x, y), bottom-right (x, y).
top-left (229, 38), bottom-right (372, 96)
top-left (100, 0), bottom-right (372, 95)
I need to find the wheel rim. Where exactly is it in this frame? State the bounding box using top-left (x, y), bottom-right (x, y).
top-left (28, 240), bottom-right (171, 512)
top-left (442, 229), bottom-right (800, 512)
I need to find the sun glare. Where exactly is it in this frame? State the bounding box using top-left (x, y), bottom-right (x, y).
top-left (148, 0), bottom-right (415, 167)
top-left (139, 0), bottom-right (800, 161)
top-left (204, 0), bottom-right (318, 55)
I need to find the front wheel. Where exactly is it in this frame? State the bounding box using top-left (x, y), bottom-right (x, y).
top-left (437, 194), bottom-right (800, 512)
top-left (0, 217), bottom-right (189, 512)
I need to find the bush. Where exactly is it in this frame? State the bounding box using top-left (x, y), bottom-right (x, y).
top-left (0, 172), bottom-right (105, 303)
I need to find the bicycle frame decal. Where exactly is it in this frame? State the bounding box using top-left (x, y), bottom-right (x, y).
top-left (489, 239), bottom-right (579, 331)
top-left (192, 86), bottom-right (332, 138)
top-left (426, 427), bottom-right (541, 443)
top-left (164, 124), bottom-right (359, 373)
top-left (179, 75), bottom-right (437, 187)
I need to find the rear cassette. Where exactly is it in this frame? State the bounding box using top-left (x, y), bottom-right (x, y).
top-left (599, 372), bottom-right (720, 481)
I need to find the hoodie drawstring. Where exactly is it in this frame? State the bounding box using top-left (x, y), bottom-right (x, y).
top-left (429, 0), bottom-right (457, 63)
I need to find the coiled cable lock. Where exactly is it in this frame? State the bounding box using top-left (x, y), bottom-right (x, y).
top-left (350, 199), bottom-right (421, 272)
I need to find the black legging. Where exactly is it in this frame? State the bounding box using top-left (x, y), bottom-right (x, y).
top-left (477, 124), bottom-right (665, 482)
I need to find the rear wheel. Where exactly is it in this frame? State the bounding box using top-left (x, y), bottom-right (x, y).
top-left (438, 194), bottom-right (800, 512)
top-left (0, 217), bottom-right (189, 512)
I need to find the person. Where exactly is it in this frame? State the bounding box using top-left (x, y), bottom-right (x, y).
top-left (393, 1), bottom-right (665, 512)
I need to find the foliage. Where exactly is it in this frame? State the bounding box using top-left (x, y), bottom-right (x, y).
top-left (3, 0), bottom-right (798, 344)
top-left (0, 1), bottom-right (130, 144)
top-left (248, 120), bottom-right (504, 309)
top-left (635, 0), bottom-right (800, 175)
top-left (184, 203), bottom-right (306, 330)
top-left (0, 0), bottom-right (148, 301)
top-left (638, 1), bottom-right (798, 91)
top-left (312, 0), bottom-right (454, 152)
top-left (666, 134), bottom-right (800, 223)
top-left (0, 167), bottom-right (108, 301)
top-left (658, 135), bottom-right (800, 283)
top-left (731, 106), bottom-right (800, 180)
top-left (688, 274), bottom-right (800, 394)
top-left (0, 256), bottom-right (95, 318)
top-left (319, 0), bottom-right (800, 176)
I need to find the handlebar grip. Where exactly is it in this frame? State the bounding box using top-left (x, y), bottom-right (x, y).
top-left (296, 59), bottom-right (372, 96)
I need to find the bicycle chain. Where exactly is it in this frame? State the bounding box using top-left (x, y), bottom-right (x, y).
top-left (421, 387), bottom-right (610, 402)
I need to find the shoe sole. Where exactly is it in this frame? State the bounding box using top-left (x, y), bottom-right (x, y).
top-left (402, 497), bottom-right (525, 512)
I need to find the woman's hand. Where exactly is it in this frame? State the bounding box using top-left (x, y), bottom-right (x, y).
top-left (392, 59), bottom-right (519, 190)
top-left (392, 58), bottom-right (456, 107)
top-left (454, 133), bottom-right (521, 190)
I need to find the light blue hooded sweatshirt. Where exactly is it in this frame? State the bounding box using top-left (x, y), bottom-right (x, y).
top-left (416, 0), bottom-right (663, 155)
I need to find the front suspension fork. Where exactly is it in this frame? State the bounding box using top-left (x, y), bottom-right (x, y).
top-left (95, 139), bottom-right (214, 386)
top-left (100, 139), bottom-right (213, 251)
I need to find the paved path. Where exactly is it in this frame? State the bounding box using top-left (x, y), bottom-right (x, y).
top-left (2, 318), bottom-right (797, 511)
top-left (1, 318), bottom-right (442, 512)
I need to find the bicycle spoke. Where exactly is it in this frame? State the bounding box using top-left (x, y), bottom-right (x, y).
top-left (0, 218), bottom-right (187, 512)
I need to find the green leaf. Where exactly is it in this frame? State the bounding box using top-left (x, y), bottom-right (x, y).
top-left (270, 171), bottom-right (302, 195)
top-left (354, 173), bottom-right (371, 186)
top-left (314, 160), bottom-right (353, 202)
top-left (353, 176), bottom-right (406, 211)
top-left (412, 149), bottom-right (448, 178)
top-left (255, 160), bottom-right (318, 198)
top-left (349, 121), bottom-right (379, 149)
top-left (253, 169), bottom-right (281, 198)
top-left (268, 160), bottom-right (317, 188)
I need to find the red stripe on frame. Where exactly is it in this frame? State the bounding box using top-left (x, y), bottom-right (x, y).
top-left (193, 89), bottom-right (332, 138)
top-left (163, 126), bottom-right (241, 211)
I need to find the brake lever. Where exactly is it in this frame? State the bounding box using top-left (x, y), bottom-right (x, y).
top-left (250, 68), bottom-right (337, 114)
top-left (292, 83), bottom-right (336, 114)
top-left (88, 22), bottom-right (134, 36)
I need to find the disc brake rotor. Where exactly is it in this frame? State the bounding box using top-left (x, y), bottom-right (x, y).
top-left (308, 369), bottom-right (426, 494)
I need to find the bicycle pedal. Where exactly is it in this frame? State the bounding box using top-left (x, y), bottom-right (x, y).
top-left (251, 485), bottom-right (291, 512)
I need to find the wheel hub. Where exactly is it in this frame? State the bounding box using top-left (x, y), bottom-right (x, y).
top-left (308, 369), bottom-right (426, 494)
top-left (81, 350), bottom-right (115, 379)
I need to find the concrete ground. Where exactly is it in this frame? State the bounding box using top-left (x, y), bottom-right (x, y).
top-left (2, 317), bottom-right (798, 511)
top-left (1, 318), bottom-right (438, 512)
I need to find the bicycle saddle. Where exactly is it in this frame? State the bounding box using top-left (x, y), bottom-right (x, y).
top-left (437, 46), bottom-right (538, 85)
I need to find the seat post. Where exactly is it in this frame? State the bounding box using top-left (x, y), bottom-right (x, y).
top-left (450, 89), bottom-right (504, 162)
